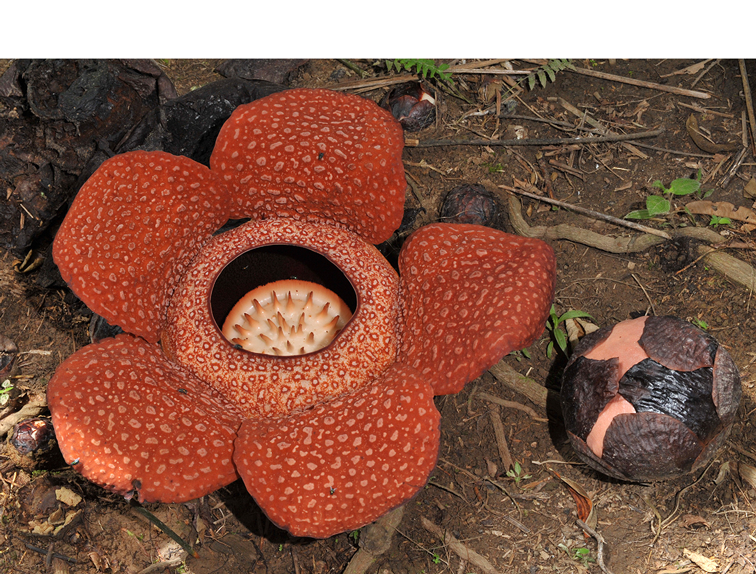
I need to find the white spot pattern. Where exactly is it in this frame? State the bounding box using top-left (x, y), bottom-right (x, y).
top-left (52, 151), bottom-right (231, 344)
top-left (234, 363), bottom-right (440, 538)
top-left (163, 219), bottom-right (401, 419)
top-left (46, 335), bottom-right (243, 503)
top-left (397, 223), bottom-right (556, 395)
top-left (210, 89), bottom-right (406, 244)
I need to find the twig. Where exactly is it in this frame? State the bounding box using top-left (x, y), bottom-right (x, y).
top-left (336, 59), bottom-right (369, 79)
top-left (420, 517), bottom-right (503, 574)
top-left (631, 273), bottom-right (656, 316)
top-left (691, 59), bottom-right (721, 87)
top-left (476, 392), bottom-right (547, 422)
top-left (290, 546), bottom-right (301, 574)
top-left (677, 101), bottom-right (734, 119)
top-left (499, 186), bottom-right (672, 240)
top-left (739, 60), bottom-right (756, 156)
top-left (576, 519), bottom-right (614, 574)
top-left (489, 406), bottom-right (514, 472)
top-left (407, 127), bottom-right (664, 148)
top-left (22, 543), bottom-right (77, 564)
top-left (135, 558), bottom-right (185, 574)
top-left (720, 146), bottom-right (749, 188)
top-left (569, 66), bottom-right (711, 99)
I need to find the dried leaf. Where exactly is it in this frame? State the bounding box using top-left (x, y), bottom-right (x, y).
top-left (686, 200), bottom-right (756, 224)
top-left (683, 548), bottom-right (718, 573)
top-left (714, 461), bottom-right (731, 486)
top-left (737, 461), bottom-right (756, 491)
top-left (744, 177), bottom-right (756, 199)
top-left (553, 471), bottom-right (596, 528)
top-left (680, 514), bottom-right (711, 529)
top-left (56, 487), bottom-right (83, 507)
top-left (686, 114), bottom-right (740, 153)
top-left (566, 317), bottom-right (600, 350)
top-left (661, 60), bottom-right (711, 77)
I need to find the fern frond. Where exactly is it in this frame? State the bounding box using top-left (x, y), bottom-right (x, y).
top-left (385, 59), bottom-right (453, 84)
top-left (523, 59), bottom-right (574, 91)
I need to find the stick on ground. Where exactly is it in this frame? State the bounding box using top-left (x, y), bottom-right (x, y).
top-left (421, 517), bottom-right (503, 574)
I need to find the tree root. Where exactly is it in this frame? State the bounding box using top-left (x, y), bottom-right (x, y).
top-left (506, 194), bottom-right (756, 292)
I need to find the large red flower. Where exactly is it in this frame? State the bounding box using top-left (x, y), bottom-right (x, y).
top-left (47, 88), bottom-right (556, 538)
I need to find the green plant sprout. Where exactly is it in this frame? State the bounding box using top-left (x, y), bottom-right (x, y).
top-left (349, 530), bottom-right (360, 544)
top-left (625, 170), bottom-right (713, 220)
top-left (709, 214), bottom-right (732, 227)
top-left (545, 305), bottom-right (594, 359)
top-left (572, 547), bottom-right (595, 566)
top-left (691, 318), bottom-right (709, 330)
top-left (385, 59), bottom-right (453, 84)
top-left (558, 544), bottom-right (595, 566)
top-left (506, 461), bottom-right (532, 485)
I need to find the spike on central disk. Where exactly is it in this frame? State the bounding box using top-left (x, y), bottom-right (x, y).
top-left (222, 279), bottom-right (353, 356)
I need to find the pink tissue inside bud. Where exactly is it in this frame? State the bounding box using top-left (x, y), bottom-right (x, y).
top-left (586, 394), bottom-right (637, 457)
top-left (584, 316), bottom-right (649, 380)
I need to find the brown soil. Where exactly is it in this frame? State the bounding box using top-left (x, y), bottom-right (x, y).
top-left (2, 59), bottom-right (756, 574)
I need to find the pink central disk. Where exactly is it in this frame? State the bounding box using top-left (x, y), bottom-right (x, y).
top-left (222, 279), bottom-right (353, 356)
top-left (585, 394), bottom-right (637, 457)
top-left (584, 316), bottom-right (649, 380)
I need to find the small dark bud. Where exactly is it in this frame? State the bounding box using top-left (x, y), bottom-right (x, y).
top-left (381, 82), bottom-right (436, 132)
top-left (11, 417), bottom-right (55, 455)
top-left (439, 184), bottom-right (500, 227)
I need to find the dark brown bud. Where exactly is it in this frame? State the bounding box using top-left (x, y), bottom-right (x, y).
top-left (11, 418), bottom-right (56, 455)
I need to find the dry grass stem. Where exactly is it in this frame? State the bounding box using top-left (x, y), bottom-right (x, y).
top-left (569, 66), bottom-right (711, 99)
top-left (501, 186), bottom-right (673, 240)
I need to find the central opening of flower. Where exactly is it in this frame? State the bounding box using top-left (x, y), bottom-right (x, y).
top-left (211, 245), bottom-right (357, 356)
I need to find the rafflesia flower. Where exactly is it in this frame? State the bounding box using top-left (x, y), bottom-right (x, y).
top-left (47, 88), bottom-right (556, 538)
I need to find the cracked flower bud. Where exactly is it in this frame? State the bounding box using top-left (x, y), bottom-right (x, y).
top-left (561, 316), bottom-right (741, 482)
top-left (382, 82), bottom-right (436, 132)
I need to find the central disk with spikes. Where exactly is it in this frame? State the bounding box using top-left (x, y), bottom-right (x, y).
top-left (222, 279), bottom-right (353, 356)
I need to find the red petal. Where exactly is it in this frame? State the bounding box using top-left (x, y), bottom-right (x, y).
top-left (210, 88), bottom-right (406, 244)
top-left (53, 151), bottom-right (231, 343)
top-left (234, 364), bottom-right (440, 538)
top-left (398, 223), bottom-right (556, 395)
top-left (47, 334), bottom-right (243, 503)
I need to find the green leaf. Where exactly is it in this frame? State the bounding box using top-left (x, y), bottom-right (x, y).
top-left (558, 309), bottom-right (594, 323)
top-left (710, 215), bottom-right (731, 226)
top-left (625, 209), bottom-right (651, 220)
top-left (528, 74), bottom-right (536, 91)
top-left (646, 195), bottom-right (670, 216)
top-left (651, 180), bottom-right (668, 193)
top-left (554, 328), bottom-right (567, 353)
top-left (546, 341), bottom-right (554, 359)
top-left (537, 69), bottom-right (547, 88)
top-left (545, 66), bottom-right (556, 83)
top-left (667, 177), bottom-right (701, 196)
